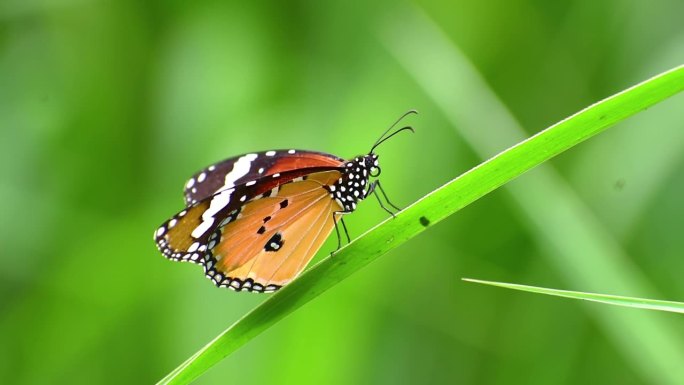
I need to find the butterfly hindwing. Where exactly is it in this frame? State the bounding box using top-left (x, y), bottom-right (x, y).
top-left (183, 150), bottom-right (345, 206)
top-left (210, 171), bottom-right (343, 292)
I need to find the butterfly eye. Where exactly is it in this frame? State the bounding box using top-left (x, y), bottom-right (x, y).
top-left (370, 166), bottom-right (381, 177)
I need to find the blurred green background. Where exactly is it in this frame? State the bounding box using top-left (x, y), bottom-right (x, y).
top-left (2, 0), bottom-right (684, 384)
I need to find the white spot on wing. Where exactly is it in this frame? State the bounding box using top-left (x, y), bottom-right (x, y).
top-left (266, 151), bottom-right (276, 156)
top-left (156, 226), bottom-right (165, 237)
top-left (186, 178), bottom-right (195, 189)
top-left (191, 188), bottom-right (234, 238)
top-left (288, 149), bottom-right (296, 154)
top-left (190, 154), bottom-right (259, 239)
top-left (223, 154), bottom-right (258, 190)
top-left (197, 172), bottom-right (206, 183)
top-left (192, 221), bottom-right (213, 239)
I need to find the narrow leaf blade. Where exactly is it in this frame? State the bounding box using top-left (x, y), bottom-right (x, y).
top-left (464, 279), bottom-right (684, 314)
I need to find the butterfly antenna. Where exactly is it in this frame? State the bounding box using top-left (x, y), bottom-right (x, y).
top-left (370, 110), bottom-right (418, 153)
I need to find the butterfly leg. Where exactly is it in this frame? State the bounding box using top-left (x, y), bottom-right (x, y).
top-left (331, 211), bottom-right (351, 255)
top-left (340, 217), bottom-right (351, 243)
top-left (368, 181), bottom-right (399, 218)
top-left (374, 180), bottom-right (402, 211)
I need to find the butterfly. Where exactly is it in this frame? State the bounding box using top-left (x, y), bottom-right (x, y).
top-left (154, 111), bottom-right (416, 293)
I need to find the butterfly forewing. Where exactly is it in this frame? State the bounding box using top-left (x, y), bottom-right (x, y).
top-left (183, 150), bottom-right (345, 206)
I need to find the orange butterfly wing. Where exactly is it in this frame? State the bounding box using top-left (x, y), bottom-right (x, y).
top-left (210, 171), bottom-right (342, 292)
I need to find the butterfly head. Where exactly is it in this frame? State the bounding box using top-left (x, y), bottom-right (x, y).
top-left (366, 153), bottom-right (381, 177)
top-left (347, 153), bottom-right (380, 180)
top-left (331, 110), bottom-right (417, 212)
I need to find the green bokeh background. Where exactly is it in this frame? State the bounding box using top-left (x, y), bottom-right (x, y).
top-left (2, 1), bottom-right (684, 384)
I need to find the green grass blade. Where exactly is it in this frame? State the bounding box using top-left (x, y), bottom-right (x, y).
top-left (157, 64), bottom-right (684, 384)
top-left (383, 9), bottom-right (684, 385)
top-left (464, 279), bottom-right (684, 314)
